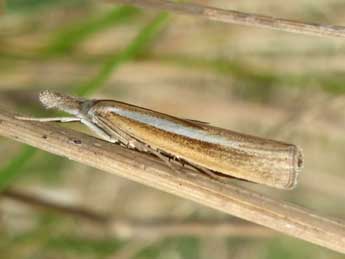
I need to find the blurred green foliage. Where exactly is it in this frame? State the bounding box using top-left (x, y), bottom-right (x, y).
top-left (0, 145), bottom-right (36, 191)
top-left (6, 0), bottom-right (84, 12)
top-left (75, 12), bottom-right (170, 96)
top-left (133, 237), bottom-right (199, 259)
top-left (45, 6), bottom-right (140, 55)
top-left (45, 236), bottom-right (125, 257)
top-left (1, 1), bottom-right (344, 258)
top-left (155, 54), bottom-right (345, 101)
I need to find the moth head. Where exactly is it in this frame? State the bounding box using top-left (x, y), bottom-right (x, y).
top-left (39, 90), bottom-right (85, 116)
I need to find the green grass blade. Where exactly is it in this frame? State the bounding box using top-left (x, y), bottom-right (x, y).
top-left (44, 235), bottom-right (125, 256)
top-left (6, 0), bottom-right (83, 12)
top-left (46, 6), bottom-right (140, 55)
top-left (0, 145), bottom-right (37, 191)
top-left (75, 12), bottom-right (170, 96)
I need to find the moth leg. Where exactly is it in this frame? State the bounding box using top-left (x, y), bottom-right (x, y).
top-left (151, 149), bottom-right (180, 172)
top-left (137, 143), bottom-right (183, 174)
top-left (189, 163), bottom-right (218, 180)
top-left (91, 119), bottom-right (183, 173)
top-left (105, 128), bottom-right (182, 173)
top-left (80, 119), bottom-right (120, 143)
top-left (15, 116), bottom-right (81, 123)
top-left (112, 130), bottom-right (182, 173)
top-left (178, 159), bottom-right (228, 183)
top-left (91, 118), bottom-right (132, 146)
top-left (101, 125), bottom-right (142, 150)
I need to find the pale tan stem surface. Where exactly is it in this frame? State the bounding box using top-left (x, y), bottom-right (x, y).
top-left (110, 0), bottom-right (345, 38)
top-left (0, 108), bottom-right (345, 254)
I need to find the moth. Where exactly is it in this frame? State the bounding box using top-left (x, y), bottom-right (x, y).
top-left (17, 90), bottom-right (303, 189)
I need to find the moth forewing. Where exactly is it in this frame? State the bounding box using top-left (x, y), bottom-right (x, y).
top-left (89, 100), bottom-right (303, 189)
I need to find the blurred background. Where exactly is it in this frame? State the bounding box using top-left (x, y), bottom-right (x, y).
top-left (1, 0), bottom-right (345, 258)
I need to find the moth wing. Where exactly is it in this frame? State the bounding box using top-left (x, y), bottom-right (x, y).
top-left (182, 118), bottom-right (210, 127)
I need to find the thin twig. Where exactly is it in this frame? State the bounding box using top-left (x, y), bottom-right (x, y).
top-left (2, 188), bottom-right (273, 238)
top-left (2, 189), bottom-right (108, 223)
top-left (109, 0), bottom-right (345, 38)
top-left (0, 108), bottom-right (345, 254)
top-left (109, 218), bottom-right (274, 239)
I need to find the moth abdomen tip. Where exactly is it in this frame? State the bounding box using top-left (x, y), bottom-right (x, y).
top-left (285, 145), bottom-right (304, 189)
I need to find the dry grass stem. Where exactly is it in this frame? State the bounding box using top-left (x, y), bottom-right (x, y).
top-left (0, 108), bottom-right (345, 254)
top-left (110, 0), bottom-right (345, 38)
